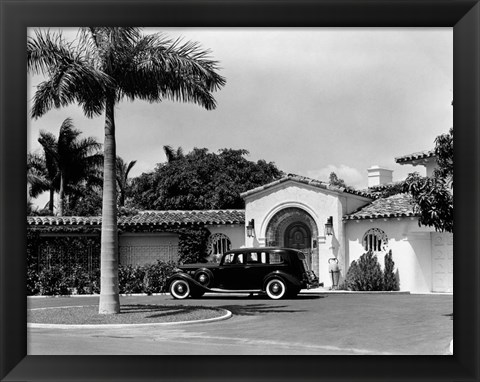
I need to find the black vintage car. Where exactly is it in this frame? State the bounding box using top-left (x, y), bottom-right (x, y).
top-left (167, 247), bottom-right (320, 300)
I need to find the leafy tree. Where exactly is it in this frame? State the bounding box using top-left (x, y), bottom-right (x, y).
top-left (28, 28), bottom-right (225, 314)
top-left (433, 127), bottom-right (453, 184)
top-left (131, 148), bottom-right (283, 210)
top-left (116, 156), bottom-right (137, 207)
top-left (329, 172), bottom-right (347, 188)
top-left (66, 186), bottom-right (103, 216)
top-left (403, 128), bottom-right (453, 233)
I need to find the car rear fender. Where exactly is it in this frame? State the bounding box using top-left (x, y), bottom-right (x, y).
top-left (167, 272), bottom-right (210, 292)
top-left (263, 271), bottom-right (302, 290)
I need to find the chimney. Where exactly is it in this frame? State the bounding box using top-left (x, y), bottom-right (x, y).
top-left (367, 165), bottom-right (393, 188)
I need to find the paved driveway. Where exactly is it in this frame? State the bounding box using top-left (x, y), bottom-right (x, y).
top-left (27, 292), bottom-right (452, 355)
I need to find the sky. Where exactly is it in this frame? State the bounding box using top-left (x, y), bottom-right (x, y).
top-left (27, 27), bottom-right (453, 208)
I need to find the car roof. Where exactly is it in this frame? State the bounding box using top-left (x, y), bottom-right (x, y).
top-left (225, 247), bottom-right (304, 256)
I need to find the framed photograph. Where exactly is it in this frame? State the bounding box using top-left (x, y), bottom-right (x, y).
top-left (1, 0), bottom-right (479, 381)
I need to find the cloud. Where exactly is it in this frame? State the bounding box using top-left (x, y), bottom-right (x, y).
top-left (305, 164), bottom-right (365, 188)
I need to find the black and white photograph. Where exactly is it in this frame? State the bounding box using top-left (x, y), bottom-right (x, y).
top-left (25, 26), bottom-right (455, 356)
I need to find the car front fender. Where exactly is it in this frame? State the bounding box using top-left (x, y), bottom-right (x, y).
top-left (167, 272), bottom-right (210, 292)
top-left (263, 270), bottom-right (302, 289)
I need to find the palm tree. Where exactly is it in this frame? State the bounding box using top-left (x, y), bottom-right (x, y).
top-left (37, 118), bottom-right (103, 216)
top-left (27, 152), bottom-right (54, 212)
top-left (28, 28), bottom-right (225, 314)
top-left (116, 156), bottom-right (136, 207)
top-left (163, 145), bottom-right (184, 163)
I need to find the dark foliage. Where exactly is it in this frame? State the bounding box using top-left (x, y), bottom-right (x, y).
top-left (177, 226), bottom-right (211, 264)
top-left (329, 172), bottom-right (347, 188)
top-left (344, 252), bottom-right (384, 291)
top-left (130, 148), bottom-right (283, 210)
top-left (403, 128), bottom-right (453, 233)
top-left (368, 181), bottom-right (405, 198)
top-left (383, 250), bottom-right (399, 291)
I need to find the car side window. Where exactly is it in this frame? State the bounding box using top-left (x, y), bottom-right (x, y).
top-left (269, 253), bottom-right (284, 264)
top-left (246, 252), bottom-right (259, 264)
top-left (222, 253), bottom-right (235, 264)
top-left (234, 254), bottom-right (244, 264)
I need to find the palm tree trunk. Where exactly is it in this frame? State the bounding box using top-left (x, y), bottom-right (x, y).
top-left (98, 95), bottom-right (120, 314)
top-left (58, 175), bottom-right (65, 216)
top-left (49, 188), bottom-right (54, 214)
top-left (119, 188), bottom-right (125, 207)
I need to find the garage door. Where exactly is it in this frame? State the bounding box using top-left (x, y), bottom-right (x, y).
top-left (431, 233), bottom-right (453, 293)
top-left (119, 234), bottom-right (179, 266)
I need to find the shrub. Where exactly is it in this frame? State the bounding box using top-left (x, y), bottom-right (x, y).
top-left (344, 251), bottom-right (384, 291)
top-left (27, 264), bottom-right (40, 296)
top-left (35, 265), bottom-right (72, 295)
top-left (383, 250), bottom-right (399, 291)
top-left (143, 260), bottom-right (177, 294)
top-left (118, 265), bottom-right (146, 294)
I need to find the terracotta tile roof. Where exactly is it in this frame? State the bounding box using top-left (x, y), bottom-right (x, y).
top-left (27, 210), bottom-right (245, 227)
top-left (344, 193), bottom-right (418, 221)
top-left (395, 150), bottom-right (435, 164)
top-left (240, 174), bottom-right (373, 199)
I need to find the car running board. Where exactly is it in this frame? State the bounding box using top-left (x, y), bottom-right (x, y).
top-left (208, 288), bottom-right (263, 293)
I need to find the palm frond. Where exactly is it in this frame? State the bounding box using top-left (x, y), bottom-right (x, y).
top-left (29, 30), bottom-right (114, 119)
top-left (116, 33), bottom-right (225, 110)
top-left (125, 160), bottom-right (137, 178)
top-left (27, 30), bottom-right (73, 75)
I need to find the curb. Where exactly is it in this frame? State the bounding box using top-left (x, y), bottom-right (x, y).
top-left (28, 308), bottom-right (232, 329)
top-left (301, 289), bottom-right (411, 295)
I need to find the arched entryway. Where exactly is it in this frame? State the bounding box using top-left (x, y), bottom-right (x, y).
top-left (264, 207), bottom-right (319, 272)
top-left (284, 222), bottom-right (312, 267)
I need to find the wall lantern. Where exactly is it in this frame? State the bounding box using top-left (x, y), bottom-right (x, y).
top-left (325, 216), bottom-right (333, 236)
top-left (246, 219), bottom-right (255, 237)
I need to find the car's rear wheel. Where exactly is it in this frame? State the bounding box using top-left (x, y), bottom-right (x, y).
top-left (265, 278), bottom-right (287, 300)
top-left (170, 279), bottom-right (190, 299)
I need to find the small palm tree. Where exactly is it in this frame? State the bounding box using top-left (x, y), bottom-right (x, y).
top-left (163, 145), bottom-right (184, 163)
top-left (116, 156), bottom-right (136, 207)
top-left (27, 152), bottom-right (54, 212)
top-left (37, 118), bottom-right (103, 216)
top-left (28, 27), bottom-right (225, 314)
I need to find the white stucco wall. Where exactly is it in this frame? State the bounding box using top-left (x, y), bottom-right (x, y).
top-left (345, 218), bottom-right (436, 293)
top-left (243, 180), bottom-right (371, 285)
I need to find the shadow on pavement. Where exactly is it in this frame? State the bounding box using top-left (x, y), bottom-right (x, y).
top-left (216, 303), bottom-right (308, 316)
top-left (195, 294), bottom-right (324, 301)
top-left (119, 304), bottom-right (213, 320)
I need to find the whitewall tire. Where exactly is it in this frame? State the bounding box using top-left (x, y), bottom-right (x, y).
top-left (170, 279), bottom-right (191, 299)
top-left (265, 278), bottom-right (287, 300)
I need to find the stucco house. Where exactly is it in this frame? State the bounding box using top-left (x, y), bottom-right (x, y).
top-left (27, 149), bottom-right (452, 294)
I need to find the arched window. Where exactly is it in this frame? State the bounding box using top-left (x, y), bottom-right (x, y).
top-left (207, 233), bottom-right (232, 257)
top-left (362, 228), bottom-right (388, 253)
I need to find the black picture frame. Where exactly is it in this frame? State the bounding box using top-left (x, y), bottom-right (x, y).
top-left (1, 0), bottom-right (478, 381)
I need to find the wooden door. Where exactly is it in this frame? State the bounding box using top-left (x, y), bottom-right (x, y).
top-left (285, 223), bottom-right (312, 268)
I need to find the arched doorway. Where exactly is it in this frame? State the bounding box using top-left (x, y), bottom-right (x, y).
top-left (264, 207), bottom-right (318, 272)
top-left (284, 222), bottom-right (312, 267)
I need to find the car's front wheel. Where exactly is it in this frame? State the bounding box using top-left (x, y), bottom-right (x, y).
top-left (265, 278), bottom-right (287, 300)
top-left (170, 279), bottom-right (191, 299)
